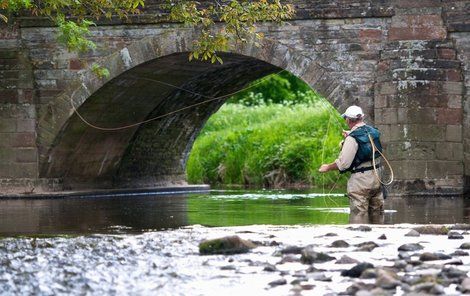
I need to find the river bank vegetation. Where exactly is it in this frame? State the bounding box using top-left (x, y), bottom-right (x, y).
top-left (186, 72), bottom-right (348, 189)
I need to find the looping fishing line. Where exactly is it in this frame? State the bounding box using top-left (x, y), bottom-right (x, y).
top-left (70, 69), bottom-right (287, 131)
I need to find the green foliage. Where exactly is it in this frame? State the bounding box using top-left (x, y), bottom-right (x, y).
top-left (228, 71), bottom-right (321, 105)
top-left (186, 103), bottom-right (348, 188)
top-left (168, 0), bottom-right (295, 63)
top-left (91, 63), bottom-right (111, 79)
top-left (56, 16), bottom-right (96, 52)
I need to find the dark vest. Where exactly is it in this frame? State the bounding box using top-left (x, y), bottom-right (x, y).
top-left (342, 125), bottom-right (383, 172)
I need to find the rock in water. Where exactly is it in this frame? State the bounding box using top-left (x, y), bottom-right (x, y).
top-left (413, 225), bottom-right (448, 235)
top-left (459, 242), bottom-right (470, 249)
top-left (419, 252), bottom-right (451, 261)
top-left (300, 245), bottom-right (335, 264)
top-left (336, 255), bottom-right (360, 264)
top-left (341, 263), bottom-right (374, 278)
top-left (378, 234), bottom-right (387, 240)
top-left (199, 235), bottom-right (256, 255)
top-left (405, 229), bottom-right (420, 237)
top-left (330, 240), bottom-right (349, 248)
top-left (448, 231), bottom-right (464, 239)
top-left (398, 243), bottom-right (424, 252)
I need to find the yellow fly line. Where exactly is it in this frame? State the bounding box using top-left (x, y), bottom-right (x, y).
top-left (368, 134), bottom-right (394, 186)
top-left (70, 69), bottom-right (287, 131)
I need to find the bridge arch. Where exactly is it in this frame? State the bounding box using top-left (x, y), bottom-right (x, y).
top-left (38, 30), bottom-right (352, 189)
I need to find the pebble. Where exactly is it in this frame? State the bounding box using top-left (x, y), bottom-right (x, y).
top-left (300, 246), bottom-right (335, 264)
top-left (405, 229), bottom-right (420, 237)
top-left (341, 262), bottom-right (374, 278)
top-left (280, 245), bottom-right (303, 255)
top-left (348, 225), bottom-right (372, 232)
top-left (419, 252), bottom-right (452, 261)
top-left (398, 243), bottom-right (424, 252)
top-left (448, 231), bottom-right (464, 240)
top-left (451, 250), bottom-right (469, 256)
top-left (355, 241), bottom-right (378, 252)
top-left (378, 234), bottom-right (387, 240)
top-left (330, 240), bottom-right (349, 248)
top-left (268, 278), bottom-right (287, 287)
top-left (335, 255), bottom-right (360, 264)
top-left (459, 242), bottom-right (470, 249)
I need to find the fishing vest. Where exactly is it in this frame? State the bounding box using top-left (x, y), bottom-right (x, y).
top-left (341, 125), bottom-right (383, 173)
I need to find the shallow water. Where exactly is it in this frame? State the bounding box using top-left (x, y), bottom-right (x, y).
top-left (0, 189), bottom-right (469, 235)
top-left (2, 190), bottom-right (470, 295)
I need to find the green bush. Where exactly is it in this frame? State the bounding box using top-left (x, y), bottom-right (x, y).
top-left (186, 102), bottom-right (348, 188)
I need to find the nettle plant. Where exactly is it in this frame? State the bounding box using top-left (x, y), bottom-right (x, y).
top-left (1, 0), bottom-right (294, 77)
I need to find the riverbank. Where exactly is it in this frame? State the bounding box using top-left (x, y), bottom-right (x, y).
top-left (2, 224), bottom-right (470, 295)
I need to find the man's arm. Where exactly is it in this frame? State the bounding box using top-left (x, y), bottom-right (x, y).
top-left (319, 162), bottom-right (339, 173)
top-left (319, 136), bottom-right (358, 173)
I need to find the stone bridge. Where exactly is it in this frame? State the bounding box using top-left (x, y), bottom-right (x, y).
top-left (0, 0), bottom-right (469, 195)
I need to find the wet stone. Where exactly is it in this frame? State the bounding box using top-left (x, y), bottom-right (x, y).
top-left (330, 240), bottom-right (349, 248)
top-left (278, 254), bottom-right (300, 264)
top-left (355, 241), bottom-right (378, 252)
top-left (405, 229), bottom-right (420, 237)
top-left (341, 262), bottom-right (374, 278)
top-left (439, 266), bottom-right (468, 282)
top-left (263, 264), bottom-right (277, 272)
top-left (324, 233), bottom-right (338, 237)
top-left (413, 225), bottom-right (449, 235)
top-left (359, 268), bottom-right (377, 279)
top-left (268, 278), bottom-right (287, 287)
top-left (393, 260), bottom-right (407, 269)
top-left (280, 245), bottom-right (303, 255)
top-left (398, 243), bottom-right (424, 252)
top-left (419, 252), bottom-right (451, 261)
top-left (348, 225), bottom-right (372, 232)
top-left (336, 255), bottom-right (359, 264)
top-left (376, 268), bottom-right (400, 290)
top-left (220, 265), bottom-right (237, 270)
top-left (199, 235), bottom-right (256, 255)
top-left (300, 246), bottom-right (335, 264)
top-left (290, 277), bottom-right (308, 285)
top-left (448, 231), bottom-right (464, 239)
top-left (450, 224), bottom-right (470, 231)
top-left (459, 242), bottom-right (470, 249)
top-left (444, 259), bottom-right (463, 265)
top-left (378, 234), bottom-right (387, 240)
top-left (451, 250), bottom-right (468, 256)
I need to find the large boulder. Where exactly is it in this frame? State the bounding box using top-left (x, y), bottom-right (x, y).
top-left (199, 235), bottom-right (256, 255)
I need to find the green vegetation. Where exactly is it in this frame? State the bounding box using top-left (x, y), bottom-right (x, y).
top-left (186, 71), bottom-right (348, 188)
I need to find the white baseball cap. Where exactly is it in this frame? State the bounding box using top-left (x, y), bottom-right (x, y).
top-left (341, 105), bottom-right (364, 119)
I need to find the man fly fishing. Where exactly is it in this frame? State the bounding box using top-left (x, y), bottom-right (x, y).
top-left (319, 105), bottom-right (386, 219)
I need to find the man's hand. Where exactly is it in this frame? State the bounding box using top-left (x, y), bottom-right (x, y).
top-left (342, 130), bottom-right (350, 138)
top-left (319, 164), bottom-right (330, 173)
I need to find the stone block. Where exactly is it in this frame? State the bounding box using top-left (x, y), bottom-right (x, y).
top-left (0, 119), bottom-right (16, 132)
top-left (16, 119), bottom-right (36, 132)
top-left (426, 161), bottom-right (463, 178)
top-left (16, 148), bottom-right (38, 163)
top-left (436, 108), bottom-right (462, 124)
top-left (0, 89), bottom-right (18, 103)
top-left (435, 142), bottom-right (463, 161)
top-left (12, 133), bottom-right (36, 148)
top-left (446, 125), bottom-right (462, 142)
top-left (0, 147), bottom-right (16, 163)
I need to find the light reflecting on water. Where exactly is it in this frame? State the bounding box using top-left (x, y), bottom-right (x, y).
top-left (0, 190), bottom-right (469, 236)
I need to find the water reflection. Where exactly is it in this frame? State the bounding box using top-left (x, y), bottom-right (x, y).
top-left (0, 191), bottom-right (469, 236)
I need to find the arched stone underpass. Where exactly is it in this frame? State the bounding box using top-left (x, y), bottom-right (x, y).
top-left (43, 53), bottom-right (283, 189)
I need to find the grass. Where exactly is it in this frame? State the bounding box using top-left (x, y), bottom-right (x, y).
top-left (186, 101), bottom-right (349, 189)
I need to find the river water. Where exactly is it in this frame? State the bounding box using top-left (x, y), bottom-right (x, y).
top-left (1, 190), bottom-right (470, 295)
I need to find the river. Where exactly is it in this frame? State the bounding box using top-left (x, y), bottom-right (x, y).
top-left (1, 190), bottom-right (470, 295)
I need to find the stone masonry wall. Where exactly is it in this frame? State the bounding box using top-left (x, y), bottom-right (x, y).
top-left (0, 0), bottom-right (468, 195)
